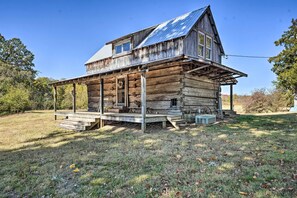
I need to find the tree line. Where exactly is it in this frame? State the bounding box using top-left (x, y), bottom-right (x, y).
top-left (0, 34), bottom-right (87, 115)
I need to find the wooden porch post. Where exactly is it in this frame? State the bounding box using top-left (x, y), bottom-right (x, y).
top-left (230, 84), bottom-right (234, 111)
top-left (72, 83), bottom-right (76, 113)
top-left (100, 78), bottom-right (104, 128)
top-left (54, 86), bottom-right (57, 120)
top-left (141, 71), bottom-right (147, 132)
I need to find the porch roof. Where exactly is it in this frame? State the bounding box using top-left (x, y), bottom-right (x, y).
top-left (50, 55), bottom-right (247, 86)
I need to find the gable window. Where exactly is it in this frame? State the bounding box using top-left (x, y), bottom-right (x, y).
top-left (206, 36), bottom-right (212, 60)
top-left (115, 41), bottom-right (131, 55)
top-left (198, 32), bottom-right (205, 57)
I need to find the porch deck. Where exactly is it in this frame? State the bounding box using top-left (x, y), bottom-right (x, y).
top-left (55, 111), bottom-right (184, 130)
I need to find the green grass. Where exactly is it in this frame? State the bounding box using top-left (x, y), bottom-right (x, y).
top-left (0, 111), bottom-right (296, 197)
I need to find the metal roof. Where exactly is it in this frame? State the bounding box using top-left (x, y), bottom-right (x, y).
top-left (85, 44), bottom-right (112, 64)
top-left (135, 6), bottom-right (208, 49)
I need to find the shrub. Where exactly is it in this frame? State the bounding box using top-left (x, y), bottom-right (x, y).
top-left (0, 86), bottom-right (30, 113)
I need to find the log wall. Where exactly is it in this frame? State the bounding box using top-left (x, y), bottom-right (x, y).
top-left (181, 73), bottom-right (220, 113)
top-left (86, 63), bottom-right (183, 113)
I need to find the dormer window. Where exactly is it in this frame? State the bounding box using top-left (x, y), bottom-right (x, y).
top-left (114, 40), bottom-right (131, 55)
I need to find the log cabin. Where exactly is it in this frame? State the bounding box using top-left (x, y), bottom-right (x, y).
top-left (51, 5), bottom-right (247, 132)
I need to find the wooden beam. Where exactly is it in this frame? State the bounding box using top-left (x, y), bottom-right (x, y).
top-left (230, 84), bottom-right (234, 111)
top-left (100, 78), bottom-right (104, 128)
top-left (141, 71), bottom-right (147, 132)
top-left (72, 83), bottom-right (76, 113)
top-left (54, 86), bottom-right (57, 120)
top-left (186, 65), bottom-right (209, 74)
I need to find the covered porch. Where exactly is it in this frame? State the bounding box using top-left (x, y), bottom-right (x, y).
top-left (51, 55), bottom-right (247, 132)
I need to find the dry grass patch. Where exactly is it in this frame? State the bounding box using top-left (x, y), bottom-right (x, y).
top-left (0, 111), bottom-right (296, 197)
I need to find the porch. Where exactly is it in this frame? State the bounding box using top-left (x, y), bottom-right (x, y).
top-left (54, 111), bottom-right (183, 131)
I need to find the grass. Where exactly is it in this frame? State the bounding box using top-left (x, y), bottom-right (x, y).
top-left (0, 111), bottom-right (296, 197)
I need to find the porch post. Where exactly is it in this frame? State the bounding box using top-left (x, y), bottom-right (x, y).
top-left (230, 84), bottom-right (234, 111)
top-left (218, 86), bottom-right (223, 119)
top-left (141, 71), bottom-right (147, 132)
top-left (72, 83), bottom-right (76, 113)
top-left (100, 78), bottom-right (104, 128)
top-left (54, 86), bottom-right (57, 120)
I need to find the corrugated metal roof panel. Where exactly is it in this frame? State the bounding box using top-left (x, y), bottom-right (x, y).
top-left (136, 6), bottom-right (207, 49)
top-left (85, 44), bottom-right (112, 64)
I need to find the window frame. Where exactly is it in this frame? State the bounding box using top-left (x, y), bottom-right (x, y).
top-left (198, 31), bottom-right (205, 58)
top-left (114, 39), bottom-right (131, 56)
top-left (205, 35), bottom-right (212, 60)
top-left (116, 75), bottom-right (128, 107)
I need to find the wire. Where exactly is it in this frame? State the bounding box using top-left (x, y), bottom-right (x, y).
top-left (224, 54), bottom-right (272, 59)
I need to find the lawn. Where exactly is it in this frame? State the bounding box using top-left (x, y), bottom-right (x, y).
top-left (0, 111), bottom-right (296, 197)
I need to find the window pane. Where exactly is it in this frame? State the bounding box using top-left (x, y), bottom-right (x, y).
top-left (199, 33), bottom-right (205, 45)
top-left (123, 42), bottom-right (131, 52)
top-left (206, 49), bottom-right (211, 59)
top-left (198, 46), bottom-right (204, 56)
top-left (115, 45), bottom-right (122, 54)
top-left (206, 37), bottom-right (212, 48)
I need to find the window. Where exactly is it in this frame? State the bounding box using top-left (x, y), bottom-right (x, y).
top-left (198, 32), bottom-right (205, 57)
top-left (115, 45), bottom-right (122, 54)
top-left (116, 77), bottom-right (127, 106)
top-left (206, 36), bottom-right (212, 60)
top-left (170, 98), bottom-right (177, 107)
top-left (115, 41), bottom-right (131, 55)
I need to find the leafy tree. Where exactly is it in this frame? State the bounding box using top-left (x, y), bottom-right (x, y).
top-left (269, 19), bottom-right (297, 99)
top-left (0, 34), bottom-right (36, 76)
top-left (58, 84), bottom-right (88, 110)
top-left (31, 77), bottom-right (55, 110)
top-left (0, 60), bottom-right (34, 95)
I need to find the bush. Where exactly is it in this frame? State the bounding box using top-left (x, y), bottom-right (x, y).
top-left (244, 88), bottom-right (291, 113)
top-left (0, 86), bottom-right (30, 113)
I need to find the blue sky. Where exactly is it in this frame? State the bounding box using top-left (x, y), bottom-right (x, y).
top-left (0, 0), bottom-right (296, 94)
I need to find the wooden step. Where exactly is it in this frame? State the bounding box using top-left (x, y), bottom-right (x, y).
top-left (167, 116), bottom-right (187, 130)
top-left (66, 117), bottom-right (97, 122)
top-left (61, 120), bottom-right (92, 127)
top-left (60, 123), bottom-right (86, 131)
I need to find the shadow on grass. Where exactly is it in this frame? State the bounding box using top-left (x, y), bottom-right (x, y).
top-left (0, 113), bottom-right (296, 197)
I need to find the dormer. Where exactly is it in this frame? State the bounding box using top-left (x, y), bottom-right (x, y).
top-left (113, 38), bottom-right (132, 57)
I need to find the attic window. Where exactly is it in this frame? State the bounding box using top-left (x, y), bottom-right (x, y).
top-left (115, 41), bottom-right (131, 55)
top-left (198, 32), bottom-right (205, 57)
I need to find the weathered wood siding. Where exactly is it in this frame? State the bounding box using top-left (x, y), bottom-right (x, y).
top-left (86, 38), bottom-right (184, 74)
top-left (181, 72), bottom-right (220, 113)
top-left (86, 63), bottom-right (183, 113)
top-left (184, 12), bottom-right (222, 64)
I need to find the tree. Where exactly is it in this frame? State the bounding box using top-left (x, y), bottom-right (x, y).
top-left (31, 77), bottom-right (55, 110)
top-left (0, 34), bottom-right (36, 76)
top-left (269, 19), bottom-right (297, 99)
top-left (0, 60), bottom-right (34, 95)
